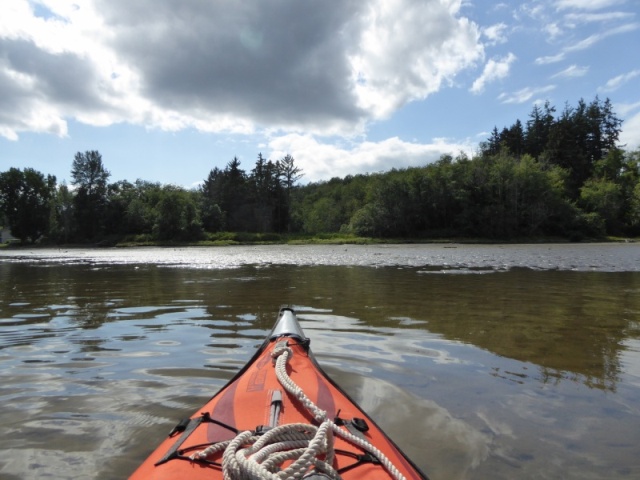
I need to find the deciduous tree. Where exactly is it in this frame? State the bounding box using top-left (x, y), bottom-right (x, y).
top-left (0, 168), bottom-right (56, 243)
top-left (71, 150), bottom-right (111, 239)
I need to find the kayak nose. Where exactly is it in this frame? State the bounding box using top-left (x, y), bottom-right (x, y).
top-left (269, 307), bottom-right (307, 342)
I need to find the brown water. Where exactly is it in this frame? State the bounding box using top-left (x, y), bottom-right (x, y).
top-left (1, 244), bottom-right (639, 479)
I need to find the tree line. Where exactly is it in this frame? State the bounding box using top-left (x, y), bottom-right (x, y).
top-left (0, 151), bottom-right (302, 244)
top-left (1, 96), bottom-right (639, 244)
top-left (290, 96), bottom-right (639, 240)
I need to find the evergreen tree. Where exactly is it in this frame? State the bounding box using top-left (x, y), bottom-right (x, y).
top-left (481, 127), bottom-right (501, 156)
top-left (222, 157), bottom-right (250, 231)
top-left (276, 154), bottom-right (302, 232)
top-left (502, 119), bottom-right (525, 157)
top-left (279, 154), bottom-right (303, 195)
top-left (542, 97), bottom-right (622, 199)
top-left (525, 101), bottom-right (555, 158)
top-left (201, 167), bottom-right (226, 232)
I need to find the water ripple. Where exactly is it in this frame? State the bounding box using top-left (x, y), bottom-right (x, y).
top-left (1, 243), bottom-right (639, 272)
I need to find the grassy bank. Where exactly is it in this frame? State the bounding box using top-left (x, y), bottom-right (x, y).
top-left (2, 231), bottom-right (637, 249)
top-left (115, 232), bottom-right (376, 247)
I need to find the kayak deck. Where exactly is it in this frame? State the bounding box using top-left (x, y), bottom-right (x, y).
top-left (130, 308), bottom-right (428, 479)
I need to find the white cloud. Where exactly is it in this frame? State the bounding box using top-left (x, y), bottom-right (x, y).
top-left (535, 53), bottom-right (566, 65)
top-left (0, 0), bottom-right (141, 139)
top-left (482, 23), bottom-right (508, 45)
top-left (0, 0), bottom-right (484, 141)
top-left (556, 0), bottom-right (627, 10)
top-left (349, 0), bottom-right (482, 119)
top-left (535, 22), bottom-right (638, 65)
top-left (518, 3), bottom-right (546, 21)
top-left (599, 69), bottom-right (640, 92)
top-left (498, 85), bottom-right (556, 104)
top-left (470, 53), bottom-right (516, 94)
top-left (544, 23), bottom-right (564, 40)
top-left (615, 100), bottom-right (640, 118)
top-left (565, 11), bottom-right (635, 24)
top-left (616, 100), bottom-right (640, 150)
top-left (565, 23), bottom-right (639, 53)
top-left (551, 64), bottom-right (589, 79)
top-left (268, 134), bottom-right (472, 182)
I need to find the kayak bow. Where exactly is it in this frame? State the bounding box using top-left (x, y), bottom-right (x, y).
top-left (130, 307), bottom-right (428, 479)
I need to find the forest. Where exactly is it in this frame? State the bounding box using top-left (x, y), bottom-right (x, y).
top-left (2, 96), bottom-right (640, 245)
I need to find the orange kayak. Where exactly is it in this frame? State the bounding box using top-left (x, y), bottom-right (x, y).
top-left (130, 308), bottom-right (428, 479)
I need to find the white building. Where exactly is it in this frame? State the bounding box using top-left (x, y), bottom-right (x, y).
top-left (0, 226), bottom-right (18, 243)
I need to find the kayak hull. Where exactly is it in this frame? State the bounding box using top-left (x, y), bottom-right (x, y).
top-left (130, 308), bottom-right (428, 479)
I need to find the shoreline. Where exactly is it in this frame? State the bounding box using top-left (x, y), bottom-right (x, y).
top-left (1, 233), bottom-right (636, 250)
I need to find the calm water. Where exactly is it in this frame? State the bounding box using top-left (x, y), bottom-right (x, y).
top-left (1, 244), bottom-right (639, 479)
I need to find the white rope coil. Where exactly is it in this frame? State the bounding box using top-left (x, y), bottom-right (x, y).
top-left (190, 341), bottom-right (407, 480)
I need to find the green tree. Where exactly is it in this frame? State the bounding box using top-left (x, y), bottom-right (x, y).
top-left (585, 97), bottom-right (622, 165)
top-left (104, 180), bottom-right (137, 235)
top-left (542, 103), bottom-right (586, 198)
top-left (512, 155), bottom-right (569, 236)
top-left (222, 157), bottom-right (251, 231)
top-left (303, 197), bottom-right (342, 233)
top-left (201, 167), bottom-right (226, 232)
top-left (482, 127), bottom-right (501, 157)
top-left (619, 149), bottom-right (640, 234)
top-left (0, 167), bottom-right (56, 243)
top-left (71, 150), bottom-right (111, 239)
top-left (71, 150), bottom-right (110, 197)
top-left (200, 158), bottom-right (250, 232)
top-left (542, 98), bottom-right (622, 199)
top-left (351, 173), bottom-right (419, 238)
top-left (629, 181), bottom-right (640, 233)
top-left (153, 186), bottom-right (203, 241)
top-left (501, 119), bottom-right (526, 157)
top-left (594, 147), bottom-right (625, 181)
top-left (124, 198), bottom-right (152, 234)
top-left (250, 153), bottom-right (284, 232)
top-left (417, 154), bottom-right (466, 235)
top-left (124, 180), bottom-right (163, 235)
top-left (349, 203), bottom-right (380, 237)
top-left (50, 182), bottom-right (75, 243)
top-left (279, 154), bottom-right (303, 196)
top-left (580, 178), bottom-right (623, 234)
top-left (525, 101), bottom-right (555, 159)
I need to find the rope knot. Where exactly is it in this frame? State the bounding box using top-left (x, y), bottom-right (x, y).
top-left (271, 341), bottom-right (292, 365)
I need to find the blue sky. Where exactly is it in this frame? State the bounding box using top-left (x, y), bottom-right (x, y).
top-left (1, 0), bottom-right (639, 186)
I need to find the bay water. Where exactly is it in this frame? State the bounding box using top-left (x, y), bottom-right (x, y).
top-left (1, 244), bottom-right (639, 479)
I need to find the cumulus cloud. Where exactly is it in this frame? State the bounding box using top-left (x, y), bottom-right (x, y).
top-left (349, 0), bottom-right (482, 119)
top-left (470, 53), bottom-right (516, 94)
top-left (0, 0), bottom-right (483, 141)
top-left (268, 134), bottom-right (472, 182)
top-left (482, 23), bottom-right (508, 45)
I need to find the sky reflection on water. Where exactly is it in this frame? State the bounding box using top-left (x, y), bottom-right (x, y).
top-left (2, 242), bottom-right (640, 271)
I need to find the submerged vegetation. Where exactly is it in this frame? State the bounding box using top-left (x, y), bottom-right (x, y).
top-left (2, 96), bottom-right (640, 245)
